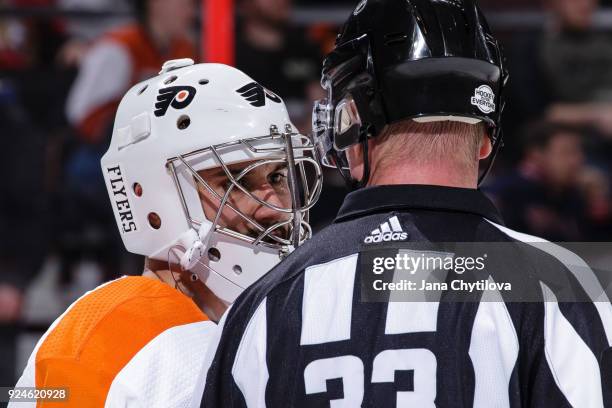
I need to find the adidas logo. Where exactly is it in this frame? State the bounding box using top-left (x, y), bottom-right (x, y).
top-left (364, 216), bottom-right (408, 244)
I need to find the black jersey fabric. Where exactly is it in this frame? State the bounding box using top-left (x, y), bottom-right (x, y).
top-left (201, 185), bottom-right (611, 408)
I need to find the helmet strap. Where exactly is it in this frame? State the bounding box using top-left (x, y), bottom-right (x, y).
top-left (337, 126), bottom-right (372, 191)
top-left (178, 224), bottom-right (210, 272)
top-left (354, 134), bottom-right (371, 189)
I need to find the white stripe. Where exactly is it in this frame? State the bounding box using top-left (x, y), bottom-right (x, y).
top-left (192, 305), bottom-right (231, 408)
top-left (106, 321), bottom-right (215, 408)
top-left (371, 228), bottom-right (381, 235)
top-left (301, 254), bottom-right (358, 345)
top-left (232, 299), bottom-right (269, 408)
top-left (487, 220), bottom-right (612, 345)
top-left (541, 283), bottom-right (604, 407)
top-left (389, 216), bottom-right (403, 232)
top-left (469, 279), bottom-right (519, 408)
top-left (385, 302), bottom-right (438, 335)
top-left (66, 42), bottom-right (131, 125)
top-left (380, 222), bottom-right (391, 233)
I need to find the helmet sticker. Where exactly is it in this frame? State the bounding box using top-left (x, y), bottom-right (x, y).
top-left (105, 164), bottom-right (137, 233)
top-left (236, 82), bottom-right (282, 107)
top-left (353, 0), bottom-right (367, 15)
top-left (154, 86), bottom-right (197, 117)
top-left (471, 85), bottom-right (496, 114)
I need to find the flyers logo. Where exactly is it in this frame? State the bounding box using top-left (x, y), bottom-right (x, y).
top-left (154, 86), bottom-right (196, 117)
top-left (236, 82), bottom-right (282, 107)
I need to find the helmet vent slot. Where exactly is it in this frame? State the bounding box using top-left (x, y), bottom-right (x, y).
top-left (233, 265), bottom-right (242, 275)
top-left (138, 85), bottom-right (148, 95)
top-left (164, 75), bottom-right (178, 85)
top-left (133, 183), bottom-right (143, 197)
top-left (208, 248), bottom-right (221, 262)
top-left (177, 115), bottom-right (191, 130)
top-left (199, 79), bottom-right (210, 85)
top-left (148, 212), bottom-right (161, 229)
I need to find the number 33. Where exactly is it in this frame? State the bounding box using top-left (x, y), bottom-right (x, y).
top-left (304, 349), bottom-right (437, 407)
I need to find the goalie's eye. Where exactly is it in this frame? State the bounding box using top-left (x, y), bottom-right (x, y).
top-left (268, 166), bottom-right (288, 187)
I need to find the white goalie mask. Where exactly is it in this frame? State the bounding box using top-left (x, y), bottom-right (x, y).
top-left (101, 59), bottom-right (323, 304)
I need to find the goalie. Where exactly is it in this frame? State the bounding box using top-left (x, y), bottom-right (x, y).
top-left (11, 59), bottom-right (321, 407)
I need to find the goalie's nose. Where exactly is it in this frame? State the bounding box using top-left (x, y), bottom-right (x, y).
top-left (251, 184), bottom-right (291, 226)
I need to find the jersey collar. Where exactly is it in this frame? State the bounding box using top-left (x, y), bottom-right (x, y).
top-left (334, 184), bottom-right (504, 225)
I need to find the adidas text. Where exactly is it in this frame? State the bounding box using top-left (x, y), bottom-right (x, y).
top-left (364, 216), bottom-right (408, 243)
top-left (364, 231), bottom-right (408, 244)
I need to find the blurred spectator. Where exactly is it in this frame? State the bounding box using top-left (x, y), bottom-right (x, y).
top-left (501, 0), bottom-right (612, 164)
top-left (0, 0), bottom-right (30, 69)
top-left (0, 0), bottom-right (66, 70)
top-left (0, 79), bottom-right (47, 387)
top-left (578, 166), bottom-right (612, 240)
top-left (59, 0), bottom-right (132, 42)
top-left (539, 0), bottom-right (612, 138)
top-left (486, 122), bottom-right (611, 241)
top-left (57, 0), bottom-right (133, 67)
top-left (540, 0), bottom-right (609, 102)
top-left (67, 0), bottom-right (196, 143)
top-left (235, 0), bottom-right (324, 125)
top-left (59, 0), bottom-right (197, 284)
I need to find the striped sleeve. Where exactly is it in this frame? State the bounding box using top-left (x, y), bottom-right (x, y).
top-left (488, 221), bottom-right (611, 407)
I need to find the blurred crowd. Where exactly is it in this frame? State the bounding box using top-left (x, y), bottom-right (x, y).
top-left (1, 0), bottom-right (612, 386)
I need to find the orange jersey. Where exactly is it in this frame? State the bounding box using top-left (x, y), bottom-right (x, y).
top-left (12, 276), bottom-right (215, 408)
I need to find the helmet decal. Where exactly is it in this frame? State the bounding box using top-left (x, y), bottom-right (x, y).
top-left (236, 82), bottom-right (282, 107)
top-left (471, 85), bottom-right (496, 114)
top-left (154, 86), bottom-right (197, 117)
top-left (105, 164), bottom-right (137, 233)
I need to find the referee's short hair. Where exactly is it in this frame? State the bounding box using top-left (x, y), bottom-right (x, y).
top-left (377, 119), bottom-right (487, 173)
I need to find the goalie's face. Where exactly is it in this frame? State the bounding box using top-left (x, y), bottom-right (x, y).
top-left (196, 161), bottom-right (292, 242)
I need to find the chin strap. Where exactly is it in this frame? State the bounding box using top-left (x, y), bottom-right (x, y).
top-left (353, 135), bottom-right (371, 189)
top-left (337, 127), bottom-right (372, 191)
top-left (179, 223), bottom-right (211, 271)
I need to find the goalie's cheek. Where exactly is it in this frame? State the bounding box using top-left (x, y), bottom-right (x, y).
top-left (250, 185), bottom-right (292, 225)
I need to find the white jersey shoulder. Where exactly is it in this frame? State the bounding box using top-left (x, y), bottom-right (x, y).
top-left (105, 320), bottom-right (216, 408)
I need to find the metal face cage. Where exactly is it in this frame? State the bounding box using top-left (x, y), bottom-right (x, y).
top-left (166, 124), bottom-right (323, 253)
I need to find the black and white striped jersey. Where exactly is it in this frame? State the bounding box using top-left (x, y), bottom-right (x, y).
top-left (200, 185), bottom-right (612, 408)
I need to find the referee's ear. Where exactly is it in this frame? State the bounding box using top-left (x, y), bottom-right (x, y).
top-left (479, 133), bottom-right (493, 160)
top-left (347, 143), bottom-right (365, 181)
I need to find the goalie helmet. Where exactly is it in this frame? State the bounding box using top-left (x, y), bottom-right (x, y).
top-left (101, 59), bottom-right (322, 304)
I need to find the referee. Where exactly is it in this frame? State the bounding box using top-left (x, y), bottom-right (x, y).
top-left (200, 1), bottom-right (612, 407)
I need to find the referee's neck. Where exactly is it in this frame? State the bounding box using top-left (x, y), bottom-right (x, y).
top-left (367, 163), bottom-right (478, 189)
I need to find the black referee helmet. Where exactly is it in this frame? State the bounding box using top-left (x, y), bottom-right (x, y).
top-left (312, 0), bottom-right (508, 185)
